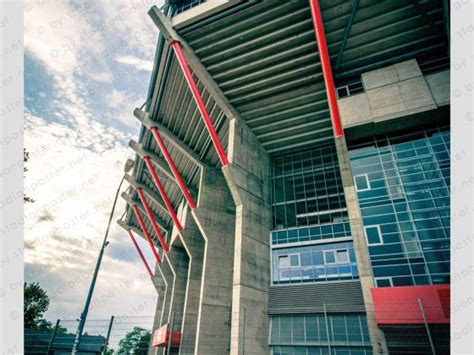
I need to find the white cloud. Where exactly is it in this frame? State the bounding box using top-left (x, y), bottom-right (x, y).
top-left (24, 0), bottom-right (161, 323)
top-left (107, 89), bottom-right (127, 107)
top-left (114, 55), bottom-right (154, 72)
top-left (24, 112), bottom-right (157, 321)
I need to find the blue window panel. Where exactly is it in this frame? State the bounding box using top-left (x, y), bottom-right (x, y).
top-left (392, 276), bottom-right (414, 286)
top-left (373, 265), bottom-right (411, 277)
top-left (365, 226), bottom-right (381, 245)
top-left (301, 252), bottom-right (312, 266)
top-left (355, 175), bottom-right (369, 190)
top-left (376, 278), bottom-right (392, 287)
top-left (271, 242), bottom-right (359, 284)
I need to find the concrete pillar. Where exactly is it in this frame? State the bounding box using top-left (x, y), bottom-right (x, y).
top-left (155, 256), bottom-right (176, 355)
top-left (149, 268), bottom-right (167, 355)
top-left (191, 167), bottom-right (236, 354)
top-left (167, 246), bottom-right (189, 337)
top-left (223, 118), bottom-right (272, 355)
top-left (175, 203), bottom-right (205, 355)
top-left (334, 137), bottom-right (389, 354)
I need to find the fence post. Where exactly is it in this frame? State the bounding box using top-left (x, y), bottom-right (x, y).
top-left (47, 319), bottom-right (60, 354)
top-left (103, 316), bottom-right (115, 354)
top-left (323, 303), bottom-right (331, 354)
top-left (167, 312), bottom-right (175, 355)
top-left (418, 298), bottom-right (436, 355)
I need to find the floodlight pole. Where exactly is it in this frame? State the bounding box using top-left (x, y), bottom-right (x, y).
top-left (72, 160), bottom-right (133, 354)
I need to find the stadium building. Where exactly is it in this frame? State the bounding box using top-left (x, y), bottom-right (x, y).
top-left (117, 1), bottom-right (450, 354)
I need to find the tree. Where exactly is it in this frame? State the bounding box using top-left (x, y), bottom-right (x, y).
top-left (117, 327), bottom-right (151, 355)
top-left (24, 282), bottom-right (51, 330)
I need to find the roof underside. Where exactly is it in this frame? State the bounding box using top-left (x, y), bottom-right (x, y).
top-left (122, 0), bottom-right (448, 242)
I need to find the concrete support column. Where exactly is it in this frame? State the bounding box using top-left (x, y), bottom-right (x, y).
top-left (334, 137), bottom-right (389, 354)
top-left (191, 167), bottom-right (236, 354)
top-left (155, 257), bottom-right (176, 355)
top-left (223, 118), bottom-right (272, 355)
top-left (149, 268), bottom-right (167, 355)
top-left (176, 203), bottom-right (205, 355)
top-left (167, 247), bottom-right (189, 338)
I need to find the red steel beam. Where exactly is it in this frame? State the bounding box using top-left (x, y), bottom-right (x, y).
top-left (149, 128), bottom-right (197, 209)
top-left (127, 228), bottom-right (153, 278)
top-left (136, 187), bottom-right (170, 254)
top-left (132, 204), bottom-right (162, 265)
top-left (170, 41), bottom-right (229, 166)
top-left (143, 156), bottom-right (185, 229)
top-left (309, 0), bottom-right (344, 138)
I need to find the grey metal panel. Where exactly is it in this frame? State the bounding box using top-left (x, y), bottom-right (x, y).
top-left (268, 281), bottom-right (366, 315)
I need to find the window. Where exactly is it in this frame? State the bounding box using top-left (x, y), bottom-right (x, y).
top-left (290, 254), bottom-right (300, 267)
top-left (365, 225), bottom-right (382, 246)
top-left (375, 277), bottom-right (393, 287)
top-left (324, 250), bottom-right (336, 264)
top-left (336, 249), bottom-right (349, 263)
top-left (354, 174), bottom-right (370, 191)
top-left (279, 255), bottom-right (289, 268)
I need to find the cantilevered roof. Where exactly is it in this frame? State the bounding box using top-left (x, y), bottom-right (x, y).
top-left (120, 0), bottom-right (448, 241)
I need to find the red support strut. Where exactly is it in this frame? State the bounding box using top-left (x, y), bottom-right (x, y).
top-left (136, 187), bottom-right (170, 254)
top-left (132, 204), bottom-right (162, 265)
top-left (127, 228), bottom-right (153, 278)
top-left (170, 41), bottom-right (229, 166)
top-left (309, 0), bottom-right (344, 138)
top-left (149, 128), bottom-right (197, 209)
top-left (143, 156), bottom-right (185, 228)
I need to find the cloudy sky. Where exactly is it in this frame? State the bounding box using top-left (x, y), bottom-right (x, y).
top-left (24, 0), bottom-right (165, 329)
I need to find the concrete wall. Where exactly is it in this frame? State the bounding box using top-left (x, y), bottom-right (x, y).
top-left (338, 60), bottom-right (449, 128)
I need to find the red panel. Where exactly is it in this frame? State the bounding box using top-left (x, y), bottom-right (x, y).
top-left (170, 41), bottom-right (229, 166)
top-left (308, 0), bottom-right (344, 138)
top-left (152, 324), bottom-right (168, 347)
top-left (371, 284), bottom-right (450, 325)
top-left (152, 324), bottom-right (181, 347)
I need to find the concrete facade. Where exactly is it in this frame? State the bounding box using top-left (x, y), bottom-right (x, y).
top-left (338, 60), bottom-right (449, 128)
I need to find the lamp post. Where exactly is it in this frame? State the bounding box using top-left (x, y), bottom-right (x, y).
top-left (71, 159), bottom-right (134, 354)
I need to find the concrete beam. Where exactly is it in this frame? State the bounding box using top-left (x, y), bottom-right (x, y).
top-left (124, 173), bottom-right (168, 216)
top-left (134, 108), bottom-right (205, 169)
top-left (148, 5), bottom-right (242, 122)
top-left (117, 220), bottom-right (167, 296)
top-left (121, 192), bottom-right (168, 237)
top-left (130, 140), bottom-right (174, 181)
top-left (130, 140), bottom-right (198, 197)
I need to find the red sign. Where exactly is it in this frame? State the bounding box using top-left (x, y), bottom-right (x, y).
top-left (152, 324), bottom-right (181, 347)
top-left (152, 324), bottom-right (168, 347)
top-left (371, 284), bottom-right (450, 325)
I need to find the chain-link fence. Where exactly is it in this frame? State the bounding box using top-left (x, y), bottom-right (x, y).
top-left (25, 316), bottom-right (154, 354)
top-left (25, 298), bottom-right (449, 355)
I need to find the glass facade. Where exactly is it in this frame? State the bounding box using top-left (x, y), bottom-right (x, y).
top-left (270, 314), bottom-right (372, 355)
top-left (270, 143), bottom-right (358, 285)
top-left (272, 242), bottom-right (358, 284)
top-left (272, 144), bottom-right (349, 232)
top-left (349, 127), bottom-right (450, 287)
